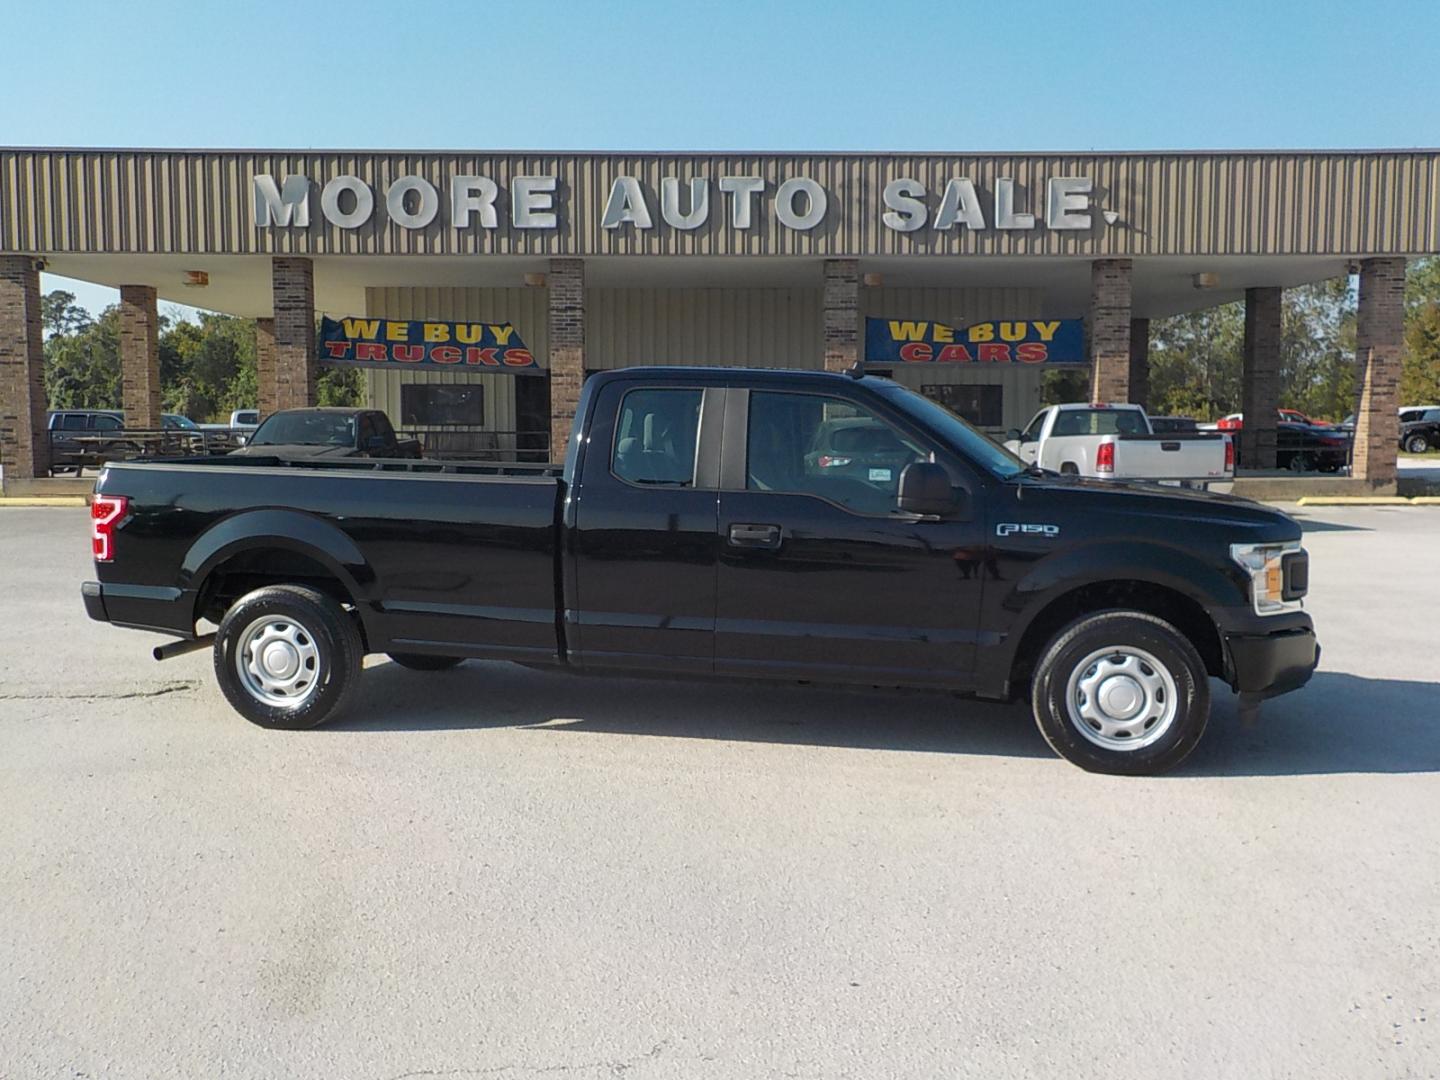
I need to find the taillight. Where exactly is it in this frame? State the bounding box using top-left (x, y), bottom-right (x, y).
top-left (1224, 437), bottom-right (1235, 472)
top-left (91, 495), bottom-right (128, 562)
top-left (817, 455), bottom-right (852, 468)
top-left (1095, 442), bottom-right (1115, 474)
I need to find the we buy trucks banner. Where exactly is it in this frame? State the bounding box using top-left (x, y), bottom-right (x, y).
top-left (318, 316), bottom-right (538, 371)
top-left (865, 317), bottom-right (1086, 365)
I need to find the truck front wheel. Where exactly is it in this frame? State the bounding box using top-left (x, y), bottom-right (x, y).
top-left (213, 585), bottom-right (363, 729)
top-left (1030, 610), bottom-right (1209, 775)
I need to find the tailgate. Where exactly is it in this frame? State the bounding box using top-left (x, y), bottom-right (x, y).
top-left (1113, 435), bottom-right (1231, 479)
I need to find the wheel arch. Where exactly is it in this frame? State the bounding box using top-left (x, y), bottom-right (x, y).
top-left (181, 509), bottom-right (376, 642)
top-left (996, 544), bottom-right (1236, 697)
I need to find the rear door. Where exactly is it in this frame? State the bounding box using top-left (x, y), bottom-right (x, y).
top-left (714, 388), bottom-right (987, 688)
top-left (568, 379), bottom-right (723, 675)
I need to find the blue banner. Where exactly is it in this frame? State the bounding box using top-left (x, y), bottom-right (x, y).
top-left (318, 316), bottom-right (538, 371)
top-left (865, 317), bottom-right (1086, 365)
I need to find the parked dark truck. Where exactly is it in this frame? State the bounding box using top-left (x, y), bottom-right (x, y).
top-left (229, 408), bottom-right (422, 459)
top-left (82, 368), bottom-right (1318, 775)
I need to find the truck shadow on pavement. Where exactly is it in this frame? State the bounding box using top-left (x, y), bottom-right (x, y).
top-left (332, 663), bottom-right (1439, 777)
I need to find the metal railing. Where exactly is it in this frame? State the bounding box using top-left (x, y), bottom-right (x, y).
top-left (48, 427), bottom-right (246, 473)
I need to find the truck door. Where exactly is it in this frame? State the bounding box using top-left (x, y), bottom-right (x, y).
top-left (568, 380), bottom-right (723, 675)
top-left (715, 389), bottom-right (987, 688)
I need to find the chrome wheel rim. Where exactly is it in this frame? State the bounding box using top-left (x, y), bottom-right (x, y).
top-left (1065, 645), bottom-right (1179, 751)
top-left (235, 615), bottom-right (322, 709)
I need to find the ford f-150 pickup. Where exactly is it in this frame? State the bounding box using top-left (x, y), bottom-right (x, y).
top-left (82, 367), bottom-right (1318, 775)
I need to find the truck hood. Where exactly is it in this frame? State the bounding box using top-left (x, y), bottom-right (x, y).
top-left (229, 443), bottom-right (357, 458)
top-left (1011, 471), bottom-right (1301, 540)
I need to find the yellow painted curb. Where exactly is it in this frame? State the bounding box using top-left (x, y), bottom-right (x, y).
top-left (0, 496), bottom-right (90, 507)
top-left (1296, 496), bottom-right (1428, 506)
top-left (1410, 496), bottom-right (1440, 505)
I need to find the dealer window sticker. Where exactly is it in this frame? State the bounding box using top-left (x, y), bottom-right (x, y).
top-left (869, 468), bottom-right (892, 482)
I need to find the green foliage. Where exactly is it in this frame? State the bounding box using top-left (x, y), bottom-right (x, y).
top-left (1403, 299), bottom-right (1440, 406)
top-left (45, 306), bottom-right (121, 409)
top-left (39, 294), bottom-right (362, 421)
top-left (1148, 301), bottom-right (1245, 420)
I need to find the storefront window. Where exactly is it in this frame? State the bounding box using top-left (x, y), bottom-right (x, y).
top-left (921, 384), bottom-right (1003, 428)
top-left (401, 384), bottom-right (484, 426)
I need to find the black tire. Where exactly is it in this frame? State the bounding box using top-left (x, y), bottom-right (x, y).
top-left (1031, 610), bottom-right (1210, 776)
top-left (1287, 452), bottom-right (1315, 473)
top-left (387, 652), bottom-right (465, 671)
top-left (1404, 433), bottom-right (1429, 454)
top-left (213, 585), bottom-right (363, 729)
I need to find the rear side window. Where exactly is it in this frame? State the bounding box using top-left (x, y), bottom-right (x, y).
top-left (612, 388), bottom-right (702, 486)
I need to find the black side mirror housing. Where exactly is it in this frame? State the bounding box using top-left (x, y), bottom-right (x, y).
top-left (897, 461), bottom-right (961, 517)
top-left (1005, 428), bottom-right (1023, 442)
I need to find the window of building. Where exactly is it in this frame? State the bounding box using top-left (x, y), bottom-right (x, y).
top-left (612, 387), bottom-right (702, 486)
top-left (921, 384), bottom-right (1003, 428)
top-left (746, 391), bottom-right (928, 515)
top-left (400, 384), bottom-right (484, 426)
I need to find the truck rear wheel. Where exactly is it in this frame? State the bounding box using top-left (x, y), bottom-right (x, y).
top-left (387, 652), bottom-right (465, 671)
top-left (213, 585), bottom-right (362, 729)
top-left (1030, 610), bottom-right (1209, 776)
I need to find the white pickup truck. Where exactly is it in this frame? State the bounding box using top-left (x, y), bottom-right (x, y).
top-left (1004, 403), bottom-right (1234, 484)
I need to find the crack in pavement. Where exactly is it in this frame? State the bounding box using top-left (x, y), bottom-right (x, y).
top-left (0, 680), bottom-right (200, 701)
top-left (384, 1041), bottom-right (673, 1080)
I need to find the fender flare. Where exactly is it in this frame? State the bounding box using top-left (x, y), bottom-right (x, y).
top-left (991, 539), bottom-right (1240, 676)
top-left (180, 508), bottom-right (376, 623)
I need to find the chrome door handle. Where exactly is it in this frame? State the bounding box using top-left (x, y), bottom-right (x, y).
top-left (728, 523), bottom-right (782, 549)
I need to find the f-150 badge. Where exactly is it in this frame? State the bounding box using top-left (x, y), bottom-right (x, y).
top-left (996, 523), bottom-right (1060, 538)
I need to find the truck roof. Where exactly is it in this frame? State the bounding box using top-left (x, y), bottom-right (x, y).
top-left (591, 365), bottom-right (890, 387)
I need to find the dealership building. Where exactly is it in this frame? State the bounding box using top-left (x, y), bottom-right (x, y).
top-left (2, 147), bottom-right (1438, 489)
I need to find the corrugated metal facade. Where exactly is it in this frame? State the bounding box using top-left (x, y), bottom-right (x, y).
top-left (4, 149), bottom-right (1439, 257)
top-left (365, 285), bottom-right (1046, 434)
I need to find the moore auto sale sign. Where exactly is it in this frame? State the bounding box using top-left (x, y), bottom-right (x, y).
top-left (253, 171), bottom-right (1107, 235)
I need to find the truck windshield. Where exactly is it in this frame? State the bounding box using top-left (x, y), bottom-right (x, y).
top-left (871, 381), bottom-right (1025, 479)
top-left (250, 413), bottom-right (356, 447)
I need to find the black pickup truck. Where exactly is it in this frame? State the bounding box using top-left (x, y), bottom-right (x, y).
top-left (229, 408), bottom-right (422, 460)
top-left (82, 367), bottom-right (1318, 775)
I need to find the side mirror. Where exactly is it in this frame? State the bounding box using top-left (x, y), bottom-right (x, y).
top-left (897, 461), bottom-right (961, 517)
top-left (1006, 428), bottom-right (1023, 443)
top-left (366, 435), bottom-right (387, 451)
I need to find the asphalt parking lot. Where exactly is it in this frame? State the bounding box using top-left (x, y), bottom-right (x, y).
top-left (2, 505), bottom-right (1438, 1080)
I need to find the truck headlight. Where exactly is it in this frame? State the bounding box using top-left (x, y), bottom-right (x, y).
top-left (1229, 541), bottom-right (1307, 616)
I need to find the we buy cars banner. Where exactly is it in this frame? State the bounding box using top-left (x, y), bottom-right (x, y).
top-left (865, 317), bottom-right (1086, 365)
top-left (318, 316), bottom-right (538, 371)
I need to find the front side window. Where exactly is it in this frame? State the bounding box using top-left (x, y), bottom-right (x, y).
top-left (612, 388), bottom-right (702, 486)
top-left (58, 414), bottom-right (86, 430)
top-left (746, 391), bottom-right (928, 514)
top-left (91, 414), bottom-right (122, 431)
top-left (1021, 411), bottom-right (1047, 441)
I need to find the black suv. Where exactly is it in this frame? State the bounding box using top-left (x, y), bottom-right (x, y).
top-left (1400, 407), bottom-right (1440, 454)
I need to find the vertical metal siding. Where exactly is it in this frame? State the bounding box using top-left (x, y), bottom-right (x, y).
top-left (4, 149), bottom-right (1438, 256)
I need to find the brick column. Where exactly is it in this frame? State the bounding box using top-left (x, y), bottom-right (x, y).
top-left (0, 255), bottom-right (50, 479)
top-left (1240, 287), bottom-right (1282, 471)
top-left (272, 257), bottom-right (316, 411)
top-left (1128, 317), bottom-right (1150, 412)
top-left (1089, 259), bottom-right (1132, 402)
top-left (255, 318), bottom-right (277, 418)
top-left (823, 259), bottom-right (859, 372)
top-left (1352, 257), bottom-right (1406, 486)
top-left (547, 258), bottom-right (585, 458)
top-left (119, 285), bottom-right (162, 429)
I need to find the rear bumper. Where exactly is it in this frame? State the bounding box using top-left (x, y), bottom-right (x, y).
top-left (82, 580), bottom-right (193, 636)
top-left (1222, 617), bottom-right (1319, 699)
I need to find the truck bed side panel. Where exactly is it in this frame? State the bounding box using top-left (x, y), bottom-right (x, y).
top-left (95, 462), bottom-right (562, 661)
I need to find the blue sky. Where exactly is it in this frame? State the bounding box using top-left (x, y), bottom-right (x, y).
top-left (12, 0), bottom-right (1440, 313)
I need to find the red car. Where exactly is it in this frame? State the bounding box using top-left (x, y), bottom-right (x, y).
top-left (1217, 409), bottom-right (1333, 431)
